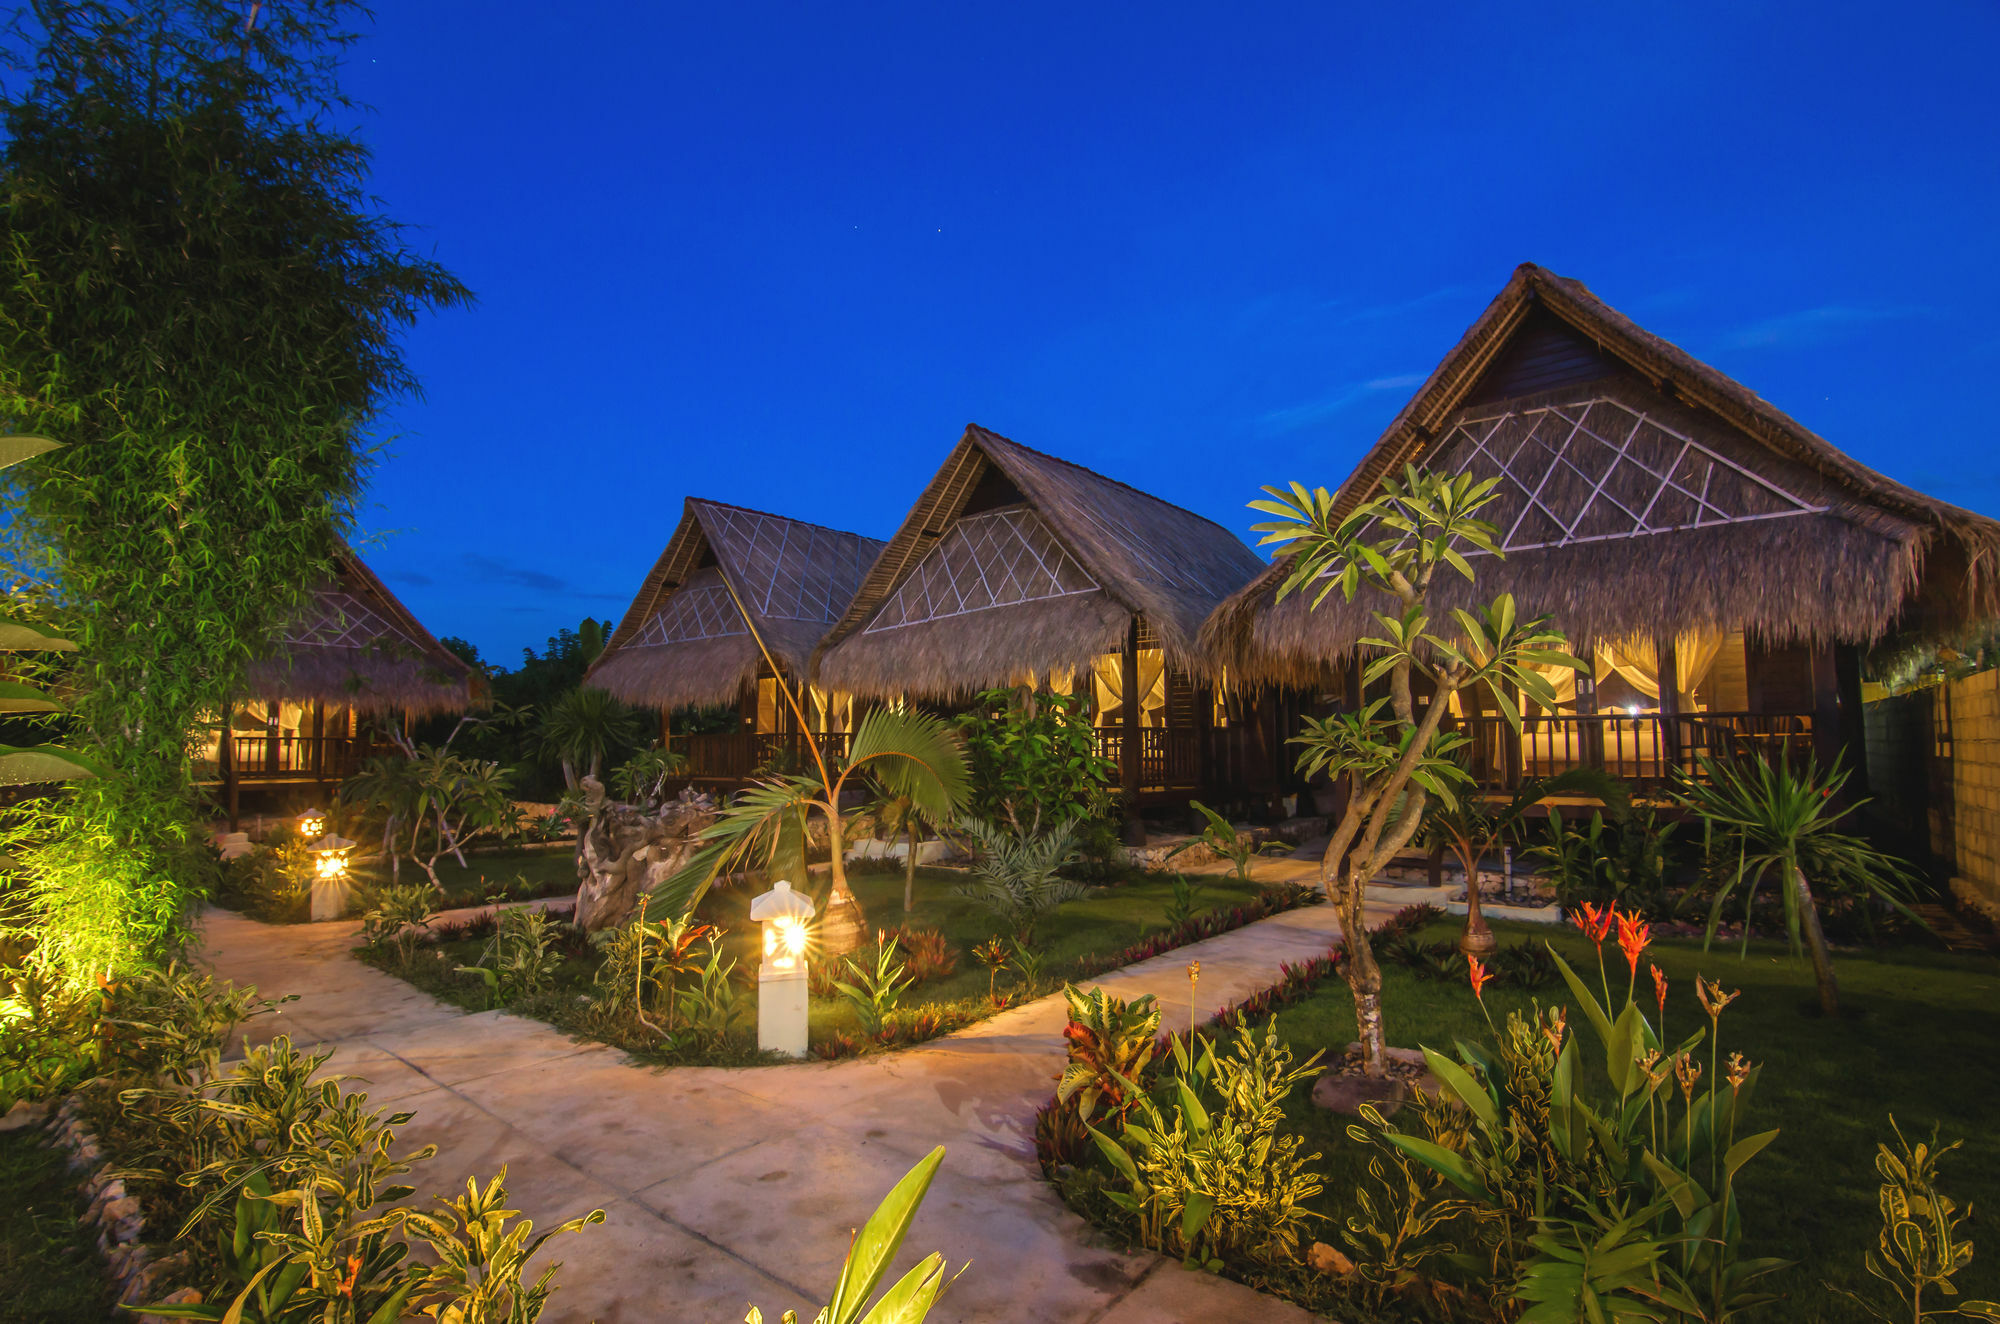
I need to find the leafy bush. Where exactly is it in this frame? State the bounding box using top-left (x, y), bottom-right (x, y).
top-left (1088, 1020), bottom-right (1326, 1269)
top-left (358, 883), bottom-right (436, 969)
top-left (0, 962), bottom-right (103, 1108)
top-left (401, 1168), bottom-right (606, 1323)
top-left (835, 932), bottom-right (913, 1039)
top-left (1834, 1118), bottom-right (2000, 1323)
top-left (1168, 802), bottom-right (1289, 883)
top-left (610, 744), bottom-right (688, 807)
top-left (214, 835), bottom-right (315, 923)
top-left (951, 687), bottom-right (1114, 832)
top-left (1056, 986), bottom-right (1161, 1126)
top-left (458, 908), bottom-right (561, 1009)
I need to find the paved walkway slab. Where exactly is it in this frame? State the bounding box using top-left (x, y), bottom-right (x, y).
top-left (195, 882), bottom-right (1395, 1323)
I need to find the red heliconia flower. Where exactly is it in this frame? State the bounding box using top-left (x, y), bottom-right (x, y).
top-left (1571, 901), bottom-right (1615, 947)
top-left (1616, 911), bottom-right (1653, 976)
top-left (1650, 963), bottom-right (1668, 1014)
top-left (1468, 955), bottom-right (1494, 1001)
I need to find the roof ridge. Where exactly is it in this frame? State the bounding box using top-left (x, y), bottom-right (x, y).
top-left (687, 495), bottom-right (885, 546)
top-left (967, 424), bottom-right (1257, 546)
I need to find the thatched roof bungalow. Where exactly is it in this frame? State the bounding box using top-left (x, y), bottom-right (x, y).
top-left (1203, 263), bottom-right (2000, 787)
top-left (814, 426), bottom-right (1279, 835)
top-left (214, 542), bottom-right (479, 820)
top-left (587, 498), bottom-right (883, 781)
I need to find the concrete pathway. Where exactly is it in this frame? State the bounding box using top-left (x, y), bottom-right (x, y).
top-left (196, 885), bottom-right (1390, 1324)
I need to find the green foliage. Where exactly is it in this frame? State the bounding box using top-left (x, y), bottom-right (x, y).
top-left (1168, 801), bottom-right (1289, 884)
top-left (540, 687), bottom-right (644, 790)
top-left (1088, 1021), bottom-right (1326, 1269)
top-left (953, 817), bottom-right (1090, 946)
top-left (401, 1168), bottom-right (606, 1324)
top-left (656, 706), bottom-right (970, 921)
top-left (951, 687), bottom-right (1114, 832)
top-left (458, 909), bottom-right (560, 1009)
top-left (1836, 1118), bottom-right (2000, 1323)
top-left (1163, 872), bottom-right (1200, 928)
top-left (216, 836), bottom-right (317, 923)
top-left (669, 929), bottom-right (747, 1050)
top-left (590, 910), bottom-right (712, 1038)
top-left (742, 1145), bottom-right (963, 1324)
top-left (1365, 939), bottom-right (1791, 1321)
top-left (359, 885), bottom-right (437, 970)
top-left (1676, 754), bottom-right (1921, 1014)
top-left (0, 961), bottom-right (104, 1108)
top-left (610, 744), bottom-right (689, 807)
top-left (834, 932), bottom-right (912, 1039)
top-left (1530, 804), bottom-right (1684, 915)
top-left (1337, 1093), bottom-right (1477, 1312)
top-left (1055, 985), bottom-right (1161, 1126)
top-left (342, 747), bottom-right (516, 889)
top-left (1256, 464), bottom-right (1582, 1073)
top-left (0, 0), bottom-right (470, 978)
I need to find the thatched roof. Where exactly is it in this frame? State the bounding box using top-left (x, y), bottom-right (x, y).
top-left (1204, 264), bottom-right (2000, 684)
top-left (587, 498), bottom-right (884, 707)
top-left (815, 425), bottom-right (1266, 699)
top-left (245, 543), bottom-right (478, 715)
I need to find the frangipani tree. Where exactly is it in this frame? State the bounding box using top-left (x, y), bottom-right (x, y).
top-left (1252, 465), bottom-right (1581, 1076)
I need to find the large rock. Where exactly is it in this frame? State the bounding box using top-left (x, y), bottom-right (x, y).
top-left (572, 778), bottom-right (716, 931)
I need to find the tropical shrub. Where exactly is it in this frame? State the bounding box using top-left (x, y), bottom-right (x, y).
top-left (1055, 986), bottom-right (1161, 1126)
top-left (953, 816), bottom-right (1090, 945)
top-left (952, 686), bottom-right (1114, 833)
top-left (540, 686), bottom-right (644, 790)
top-left (1088, 1020), bottom-right (1326, 1269)
top-left (458, 908), bottom-right (561, 1009)
top-left (359, 884), bottom-right (436, 970)
top-left (0, 961), bottom-right (104, 1108)
top-left (1835, 1118), bottom-right (2000, 1323)
top-left (591, 906), bottom-right (713, 1038)
top-left (401, 1168), bottom-right (606, 1324)
top-left (1361, 904), bottom-right (1791, 1320)
top-left (610, 743), bottom-right (689, 807)
top-left (835, 932), bottom-right (913, 1039)
top-left (670, 930), bottom-right (747, 1050)
top-left (1167, 801), bottom-right (1289, 883)
top-left (342, 746), bottom-right (517, 889)
top-left (1530, 803), bottom-right (1684, 916)
top-left (1676, 753), bottom-right (1921, 1016)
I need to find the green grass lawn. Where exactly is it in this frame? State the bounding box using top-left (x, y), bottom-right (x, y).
top-left (0, 1129), bottom-right (115, 1324)
top-left (381, 861), bottom-right (1279, 1053)
top-left (1244, 917), bottom-right (2000, 1322)
top-left (402, 843), bottom-right (579, 909)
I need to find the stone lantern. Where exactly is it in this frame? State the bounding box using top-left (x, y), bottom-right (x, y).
top-left (748, 879), bottom-right (816, 1059)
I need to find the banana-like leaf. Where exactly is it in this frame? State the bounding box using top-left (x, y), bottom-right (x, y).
top-left (858, 1251), bottom-right (962, 1324)
top-left (848, 708), bottom-right (970, 824)
top-left (0, 680), bottom-right (61, 712)
top-left (823, 1146), bottom-right (946, 1324)
top-left (0, 615), bottom-right (77, 651)
top-left (0, 743), bottom-right (103, 783)
top-left (0, 434), bottom-right (60, 469)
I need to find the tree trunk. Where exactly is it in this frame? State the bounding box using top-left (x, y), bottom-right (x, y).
top-left (1792, 864), bottom-right (1841, 1016)
top-left (819, 811), bottom-right (866, 954)
top-left (903, 824), bottom-right (919, 913)
top-left (1345, 864), bottom-right (1389, 1076)
top-left (1457, 842), bottom-right (1497, 957)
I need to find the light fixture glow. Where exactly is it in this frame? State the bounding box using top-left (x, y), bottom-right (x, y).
top-left (764, 915), bottom-right (811, 971)
top-left (297, 808), bottom-right (327, 838)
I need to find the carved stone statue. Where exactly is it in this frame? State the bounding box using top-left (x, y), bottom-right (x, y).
top-left (572, 777), bottom-right (716, 931)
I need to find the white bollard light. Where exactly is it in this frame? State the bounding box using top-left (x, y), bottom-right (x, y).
top-left (749, 879), bottom-right (816, 1059)
top-left (307, 833), bottom-right (357, 922)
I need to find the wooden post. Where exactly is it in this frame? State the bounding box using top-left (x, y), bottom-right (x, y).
top-left (221, 701), bottom-right (240, 831)
top-left (264, 700), bottom-right (281, 777)
top-left (1574, 644), bottom-right (1603, 771)
top-left (1121, 617), bottom-right (1145, 846)
top-left (1195, 675), bottom-right (1214, 796)
top-left (1503, 681), bottom-right (1525, 790)
top-left (1835, 644), bottom-right (1869, 793)
top-left (1655, 634), bottom-right (1682, 779)
top-left (1810, 643), bottom-right (1842, 773)
top-left (311, 701), bottom-right (327, 789)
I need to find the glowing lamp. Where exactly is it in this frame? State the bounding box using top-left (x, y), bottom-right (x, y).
top-left (306, 833), bottom-right (357, 922)
top-left (297, 808), bottom-right (328, 839)
top-left (748, 879), bottom-right (817, 1058)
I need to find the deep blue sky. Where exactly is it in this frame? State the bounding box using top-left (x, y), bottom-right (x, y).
top-left (342, 3), bottom-right (2000, 665)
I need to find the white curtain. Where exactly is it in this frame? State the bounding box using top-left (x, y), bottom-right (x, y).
top-left (1094, 649), bottom-right (1166, 727)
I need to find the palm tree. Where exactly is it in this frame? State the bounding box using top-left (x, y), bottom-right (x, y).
top-left (864, 762), bottom-right (953, 913)
top-left (655, 705), bottom-right (970, 952)
top-left (1424, 765), bottom-right (1627, 956)
top-left (1674, 753), bottom-right (1920, 1016)
top-left (540, 686), bottom-right (642, 788)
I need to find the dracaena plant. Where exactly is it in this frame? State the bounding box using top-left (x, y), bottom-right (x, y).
top-left (1252, 465), bottom-right (1582, 1076)
top-left (1055, 985), bottom-right (1162, 1126)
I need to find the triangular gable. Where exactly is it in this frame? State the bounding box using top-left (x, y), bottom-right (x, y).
top-left (862, 505), bottom-right (1100, 634)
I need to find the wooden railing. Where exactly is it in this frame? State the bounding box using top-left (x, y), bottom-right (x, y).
top-left (1093, 728), bottom-right (1202, 791)
top-left (676, 731), bottom-right (853, 781)
top-left (1446, 711), bottom-right (1815, 789)
top-left (227, 734), bottom-right (374, 782)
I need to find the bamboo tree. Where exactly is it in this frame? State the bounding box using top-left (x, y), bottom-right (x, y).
top-left (1253, 466), bottom-right (1581, 1075)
